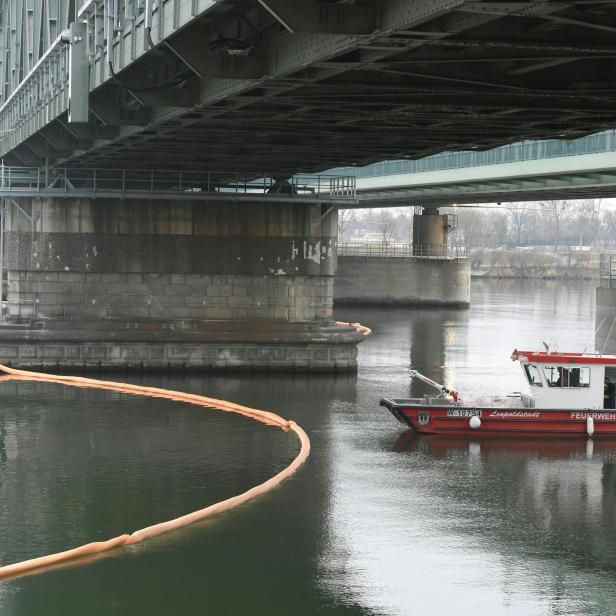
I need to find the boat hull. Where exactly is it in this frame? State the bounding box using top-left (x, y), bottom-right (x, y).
top-left (381, 398), bottom-right (616, 436)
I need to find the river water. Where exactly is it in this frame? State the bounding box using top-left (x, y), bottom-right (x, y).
top-left (2, 280), bottom-right (616, 615)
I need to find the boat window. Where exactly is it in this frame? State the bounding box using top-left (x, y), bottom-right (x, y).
top-left (524, 364), bottom-right (542, 386)
top-left (570, 367), bottom-right (590, 387)
top-left (543, 366), bottom-right (590, 388)
top-left (544, 366), bottom-right (562, 387)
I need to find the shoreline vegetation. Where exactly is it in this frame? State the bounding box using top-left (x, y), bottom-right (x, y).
top-left (470, 249), bottom-right (600, 280)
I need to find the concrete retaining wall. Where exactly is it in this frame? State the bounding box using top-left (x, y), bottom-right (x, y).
top-left (334, 256), bottom-right (470, 306)
top-left (596, 285), bottom-right (616, 353)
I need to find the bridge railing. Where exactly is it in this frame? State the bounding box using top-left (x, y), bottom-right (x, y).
top-left (336, 130), bottom-right (616, 179)
top-left (0, 167), bottom-right (356, 201)
top-left (338, 242), bottom-right (468, 260)
top-left (0, 38), bottom-right (69, 156)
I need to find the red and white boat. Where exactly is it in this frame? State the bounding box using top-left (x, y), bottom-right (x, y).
top-left (381, 348), bottom-right (616, 437)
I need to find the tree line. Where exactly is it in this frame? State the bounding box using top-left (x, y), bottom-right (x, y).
top-left (339, 199), bottom-right (616, 249)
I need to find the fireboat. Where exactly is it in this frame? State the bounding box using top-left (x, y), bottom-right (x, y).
top-left (380, 347), bottom-right (616, 437)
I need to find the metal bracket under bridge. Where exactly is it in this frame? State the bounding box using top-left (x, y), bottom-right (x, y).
top-left (0, 167), bottom-right (357, 204)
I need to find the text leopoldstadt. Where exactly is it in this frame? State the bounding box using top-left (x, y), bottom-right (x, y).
top-left (489, 410), bottom-right (540, 418)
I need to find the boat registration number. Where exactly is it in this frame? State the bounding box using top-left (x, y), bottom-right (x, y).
top-left (447, 409), bottom-right (481, 418)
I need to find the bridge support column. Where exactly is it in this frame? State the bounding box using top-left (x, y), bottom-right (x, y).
top-left (0, 198), bottom-right (363, 371)
top-left (596, 284), bottom-right (616, 354)
top-left (334, 255), bottom-right (470, 307)
top-left (412, 208), bottom-right (447, 257)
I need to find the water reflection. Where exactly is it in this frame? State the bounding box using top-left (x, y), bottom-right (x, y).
top-left (341, 304), bottom-right (469, 399)
top-left (0, 372), bottom-right (369, 616)
top-left (396, 434), bottom-right (616, 574)
top-left (393, 432), bottom-right (616, 462)
top-left (3, 281), bottom-right (614, 616)
top-left (409, 308), bottom-right (469, 397)
top-left (321, 282), bottom-right (616, 616)
top-left (0, 379), bottom-right (297, 567)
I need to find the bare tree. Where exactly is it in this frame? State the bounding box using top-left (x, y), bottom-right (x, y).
top-left (508, 202), bottom-right (532, 247)
top-left (574, 198), bottom-right (602, 245)
top-left (338, 208), bottom-right (357, 241)
top-left (599, 209), bottom-right (616, 247)
top-left (453, 208), bottom-right (508, 248)
top-left (362, 208), bottom-right (395, 242)
top-left (393, 206), bottom-right (414, 244)
top-left (540, 200), bottom-right (575, 250)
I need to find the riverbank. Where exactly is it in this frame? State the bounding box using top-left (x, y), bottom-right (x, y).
top-left (471, 248), bottom-right (600, 279)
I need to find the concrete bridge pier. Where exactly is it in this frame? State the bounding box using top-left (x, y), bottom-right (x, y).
top-left (334, 208), bottom-right (469, 307)
top-left (0, 197), bottom-right (363, 372)
top-left (412, 208), bottom-right (448, 257)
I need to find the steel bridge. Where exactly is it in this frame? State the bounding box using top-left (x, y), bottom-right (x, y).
top-left (4, 0), bottom-right (616, 175)
top-left (346, 129), bottom-right (616, 206)
top-left (3, 0), bottom-right (616, 370)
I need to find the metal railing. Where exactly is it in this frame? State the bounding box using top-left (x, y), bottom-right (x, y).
top-left (0, 0), bottom-right (221, 157)
top-left (0, 167), bottom-right (356, 201)
top-left (0, 37), bottom-right (69, 153)
top-left (335, 129), bottom-right (616, 179)
top-left (337, 242), bottom-right (468, 260)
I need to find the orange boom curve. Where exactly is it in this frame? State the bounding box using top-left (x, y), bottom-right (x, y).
top-left (0, 364), bottom-right (312, 581)
top-left (0, 321), bottom-right (370, 581)
top-left (335, 321), bottom-right (373, 337)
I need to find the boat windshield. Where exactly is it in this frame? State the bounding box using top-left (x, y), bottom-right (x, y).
top-left (524, 364), bottom-right (542, 386)
top-left (543, 366), bottom-right (590, 388)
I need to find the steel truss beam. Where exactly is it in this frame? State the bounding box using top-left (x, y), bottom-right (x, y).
top-left (3, 0), bottom-right (616, 176)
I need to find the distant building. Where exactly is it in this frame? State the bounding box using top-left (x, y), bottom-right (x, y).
top-left (351, 232), bottom-right (394, 243)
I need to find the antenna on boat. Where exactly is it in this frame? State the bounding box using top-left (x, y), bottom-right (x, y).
top-left (601, 317), bottom-right (616, 354)
top-left (585, 316), bottom-right (608, 353)
top-left (542, 338), bottom-right (558, 354)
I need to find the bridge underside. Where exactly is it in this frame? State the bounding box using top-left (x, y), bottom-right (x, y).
top-left (5, 0), bottom-right (616, 173)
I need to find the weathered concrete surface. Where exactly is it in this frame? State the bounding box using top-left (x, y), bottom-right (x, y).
top-left (6, 198), bottom-right (336, 321)
top-left (412, 210), bottom-right (446, 256)
top-left (0, 197), bottom-right (364, 372)
top-left (334, 256), bottom-right (470, 307)
top-left (6, 271), bottom-right (333, 321)
top-left (596, 285), bottom-right (616, 353)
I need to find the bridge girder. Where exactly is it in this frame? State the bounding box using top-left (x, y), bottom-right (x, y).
top-left (3, 0), bottom-right (616, 174)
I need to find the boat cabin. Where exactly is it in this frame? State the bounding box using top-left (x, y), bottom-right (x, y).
top-left (511, 350), bottom-right (616, 410)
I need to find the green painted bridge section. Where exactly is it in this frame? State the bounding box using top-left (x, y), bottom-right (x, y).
top-left (340, 130), bottom-right (616, 207)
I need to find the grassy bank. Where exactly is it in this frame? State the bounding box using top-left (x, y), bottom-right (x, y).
top-left (471, 249), bottom-right (600, 280)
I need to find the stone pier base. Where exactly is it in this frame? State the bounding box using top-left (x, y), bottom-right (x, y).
top-left (334, 256), bottom-right (470, 307)
top-left (0, 196), bottom-right (366, 372)
top-left (0, 319), bottom-right (362, 372)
